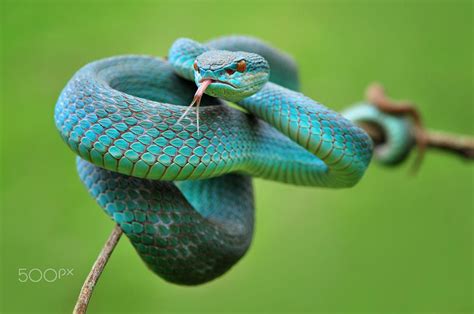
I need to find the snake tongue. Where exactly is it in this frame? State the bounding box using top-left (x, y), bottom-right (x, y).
top-left (176, 79), bottom-right (213, 134)
top-left (194, 79), bottom-right (212, 101)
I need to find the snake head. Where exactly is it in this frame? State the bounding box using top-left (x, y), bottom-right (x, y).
top-left (193, 50), bottom-right (270, 102)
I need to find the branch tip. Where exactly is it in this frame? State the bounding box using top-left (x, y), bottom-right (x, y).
top-left (73, 225), bottom-right (123, 314)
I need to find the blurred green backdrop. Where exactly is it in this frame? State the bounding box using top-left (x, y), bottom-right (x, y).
top-left (1, 0), bottom-right (473, 313)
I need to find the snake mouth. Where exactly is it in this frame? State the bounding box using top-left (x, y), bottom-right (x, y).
top-left (199, 78), bottom-right (236, 88)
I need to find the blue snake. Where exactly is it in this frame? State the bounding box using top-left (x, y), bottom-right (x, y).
top-left (55, 36), bottom-right (414, 285)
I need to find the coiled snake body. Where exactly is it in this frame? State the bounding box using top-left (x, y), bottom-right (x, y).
top-left (55, 36), bottom-right (411, 285)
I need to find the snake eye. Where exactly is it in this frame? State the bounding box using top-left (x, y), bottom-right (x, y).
top-left (236, 60), bottom-right (246, 72)
top-left (225, 69), bottom-right (235, 75)
top-left (193, 60), bottom-right (199, 72)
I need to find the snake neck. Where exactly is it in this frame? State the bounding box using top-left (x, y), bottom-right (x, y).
top-left (168, 38), bottom-right (210, 81)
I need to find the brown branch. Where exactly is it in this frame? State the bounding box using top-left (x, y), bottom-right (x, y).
top-left (73, 225), bottom-right (123, 314)
top-left (363, 82), bottom-right (474, 162)
top-left (359, 122), bottom-right (474, 160)
top-left (366, 83), bottom-right (423, 126)
top-left (424, 130), bottom-right (474, 159)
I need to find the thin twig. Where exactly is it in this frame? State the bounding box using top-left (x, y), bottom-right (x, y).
top-left (73, 225), bottom-right (123, 314)
top-left (424, 130), bottom-right (474, 159)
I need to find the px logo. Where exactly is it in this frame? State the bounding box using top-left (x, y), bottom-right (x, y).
top-left (18, 268), bottom-right (74, 283)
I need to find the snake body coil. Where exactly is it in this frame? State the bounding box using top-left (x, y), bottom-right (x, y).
top-left (54, 36), bottom-right (400, 285)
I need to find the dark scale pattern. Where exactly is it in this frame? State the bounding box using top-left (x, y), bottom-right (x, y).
top-left (77, 158), bottom-right (253, 285)
top-left (54, 37), bottom-right (374, 285)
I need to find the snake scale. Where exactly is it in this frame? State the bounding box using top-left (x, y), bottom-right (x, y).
top-left (55, 36), bottom-right (414, 285)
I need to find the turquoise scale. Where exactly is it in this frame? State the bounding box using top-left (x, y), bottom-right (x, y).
top-left (55, 36), bottom-right (412, 285)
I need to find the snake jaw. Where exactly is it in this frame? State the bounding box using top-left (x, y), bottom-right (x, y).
top-left (176, 79), bottom-right (213, 135)
top-left (199, 78), bottom-right (237, 88)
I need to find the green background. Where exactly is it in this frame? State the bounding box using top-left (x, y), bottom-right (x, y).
top-left (1, 0), bottom-right (473, 313)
